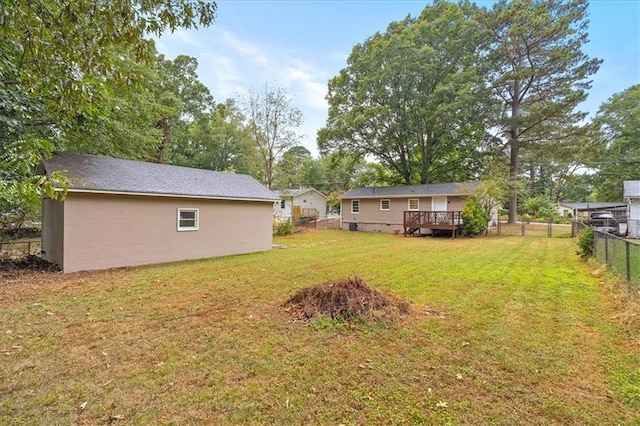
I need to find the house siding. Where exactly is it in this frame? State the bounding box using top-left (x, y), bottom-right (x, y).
top-left (49, 192), bottom-right (273, 273)
top-left (41, 198), bottom-right (64, 267)
top-left (273, 189), bottom-right (327, 221)
top-left (340, 196), bottom-right (468, 233)
top-left (295, 190), bottom-right (327, 219)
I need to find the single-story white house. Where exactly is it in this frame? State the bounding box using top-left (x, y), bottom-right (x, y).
top-left (556, 201), bottom-right (627, 221)
top-left (624, 181), bottom-right (640, 238)
top-left (273, 188), bottom-right (328, 222)
top-left (339, 181), bottom-right (490, 235)
top-left (38, 152), bottom-right (279, 273)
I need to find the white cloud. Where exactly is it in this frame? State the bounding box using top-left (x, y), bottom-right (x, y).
top-left (220, 31), bottom-right (269, 66)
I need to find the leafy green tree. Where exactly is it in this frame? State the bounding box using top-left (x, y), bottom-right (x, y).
top-left (590, 85), bottom-right (640, 201)
top-left (241, 83), bottom-right (304, 189)
top-left (1, 0), bottom-right (216, 217)
top-left (274, 146), bottom-right (314, 189)
top-left (319, 0), bottom-right (494, 185)
top-left (481, 0), bottom-right (601, 222)
top-left (61, 47), bottom-right (166, 160)
top-left (170, 100), bottom-right (262, 178)
top-left (519, 195), bottom-right (558, 221)
top-left (156, 54), bottom-right (215, 163)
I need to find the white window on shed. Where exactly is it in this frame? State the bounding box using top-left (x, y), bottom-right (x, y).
top-left (177, 208), bottom-right (199, 231)
top-left (408, 199), bottom-right (419, 210)
top-left (351, 200), bottom-right (360, 214)
top-left (380, 199), bottom-right (390, 211)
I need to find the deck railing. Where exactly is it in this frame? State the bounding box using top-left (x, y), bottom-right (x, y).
top-left (404, 211), bottom-right (463, 227)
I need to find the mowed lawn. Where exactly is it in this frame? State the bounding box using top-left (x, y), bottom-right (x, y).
top-left (1, 230), bottom-right (639, 425)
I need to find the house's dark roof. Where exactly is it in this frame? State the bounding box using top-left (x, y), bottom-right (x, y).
top-left (623, 181), bottom-right (640, 198)
top-left (340, 181), bottom-right (480, 199)
top-left (41, 152), bottom-right (279, 202)
top-left (274, 188), bottom-right (327, 199)
top-left (558, 202), bottom-right (627, 211)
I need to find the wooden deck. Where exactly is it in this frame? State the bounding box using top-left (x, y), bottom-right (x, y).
top-left (404, 211), bottom-right (463, 238)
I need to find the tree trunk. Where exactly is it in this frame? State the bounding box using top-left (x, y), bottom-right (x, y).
top-left (156, 117), bottom-right (170, 164)
top-left (507, 78), bottom-right (521, 224)
top-left (508, 143), bottom-right (519, 223)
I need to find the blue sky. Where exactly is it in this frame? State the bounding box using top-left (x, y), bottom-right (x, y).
top-left (156, 0), bottom-right (640, 156)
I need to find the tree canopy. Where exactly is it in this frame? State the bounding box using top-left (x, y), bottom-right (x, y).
top-left (481, 0), bottom-right (601, 221)
top-left (241, 83), bottom-right (304, 189)
top-left (319, 0), bottom-right (495, 185)
top-left (590, 85), bottom-right (640, 201)
top-left (1, 1), bottom-right (217, 222)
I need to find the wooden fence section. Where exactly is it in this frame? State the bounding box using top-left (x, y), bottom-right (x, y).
top-left (404, 211), bottom-right (463, 238)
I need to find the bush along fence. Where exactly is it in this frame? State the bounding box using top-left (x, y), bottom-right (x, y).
top-left (593, 229), bottom-right (640, 285)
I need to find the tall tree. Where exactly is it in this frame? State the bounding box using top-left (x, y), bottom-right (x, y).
top-left (0, 0), bottom-right (216, 219)
top-left (273, 146), bottom-right (314, 189)
top-left (170, 100), bottom-right (262, 178)
top-left (481, 0), bottom-right (601, 222)
top-left (318, 0), bottom-right (494, 185)
top-left (155, 54), bottom-right (214, 163)
top-left (590, 85), bottom-right (640, 201)
top-left (61, 47), bottom-right (166, 160)
top-left (241, 83), bottom-right (303, 189)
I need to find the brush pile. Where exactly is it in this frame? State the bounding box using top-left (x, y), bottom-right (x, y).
top-left (0, 254), bottom-right (59, 277)
top-left (284, 276), bottom-right (411, 322)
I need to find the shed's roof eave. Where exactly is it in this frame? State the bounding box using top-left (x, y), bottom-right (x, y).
top-left (57, 188), bottom-right (278, 203)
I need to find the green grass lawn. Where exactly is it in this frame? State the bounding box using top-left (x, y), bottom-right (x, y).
top-left (1, 230), bottom-right (639, 425)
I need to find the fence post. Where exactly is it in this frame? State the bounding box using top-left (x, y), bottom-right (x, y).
top-left (605, 235), bottom-right (609, 266)
top-left (548, 222), bottom-right (552, 238)
top-left (521, 221), bottom-right (525, 236)
top-left (626, 240), bottom-right (631, 282)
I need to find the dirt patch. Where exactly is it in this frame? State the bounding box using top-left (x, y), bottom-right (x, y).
top-left (284, 276), bottom-right (412, 323)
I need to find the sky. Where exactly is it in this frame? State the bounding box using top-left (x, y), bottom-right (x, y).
top-left (156, 0), bottom-right (640, 157)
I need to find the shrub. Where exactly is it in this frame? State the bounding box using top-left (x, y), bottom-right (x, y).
top-left (576, 227), bottom-right (594, 259)
top-left (460, 199), bottom-right (490, 237)
top-left (274, 219), bottom-right (294, 236)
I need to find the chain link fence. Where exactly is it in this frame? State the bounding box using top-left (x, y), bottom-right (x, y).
top-left (593, 230), bottom-right (640, 285)
top-left (0, 239), bottom-right (41, 259)
top-left (487, 221), bottom-right (573, 238)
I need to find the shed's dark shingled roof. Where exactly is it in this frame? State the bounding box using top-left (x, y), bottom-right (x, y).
top-left (340, 181), bottom-right (480, 199)
top-left (41, 152), bottom-right (279, 201)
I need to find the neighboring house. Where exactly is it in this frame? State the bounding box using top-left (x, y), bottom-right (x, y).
top-left (273, 188), bottom-right (328, 222)
top-left (38, 152), bottom-right (279, 273)
top-left (339, 181), bottom-right (485, 235)
top-left (624, 181), bottom-right (640, 238)
top-left (556, 202), bottom-right (627, 221)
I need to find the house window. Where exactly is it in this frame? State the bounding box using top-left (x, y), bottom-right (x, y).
top-left (280, 199), bottom-right (286, 209)
top-left (408, 199), bottom-right (419, 210)
top-left (177, 208), bottom-right (199, 231)
top-left (380, 199), bottom-right (390, 211)
top-left (351, 200), bottom-right (360, 214)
